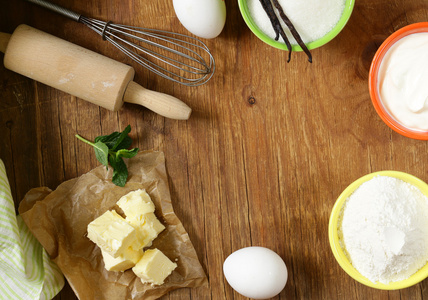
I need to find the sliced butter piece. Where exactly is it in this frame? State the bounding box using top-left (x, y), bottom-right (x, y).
top-left (87, 210), bottom-right (137, 258)
top-left (101, 247), bottom-right (143, 272)
top-left (132, 248), bottom-right (177, 285)
top-left (128, 213), bottom-right (165, 250)
top-left (116, 189), bottom-right (155, 219)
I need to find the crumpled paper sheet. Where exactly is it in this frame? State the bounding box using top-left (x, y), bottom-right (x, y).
top-left (18, 151), bottom-right (207, 300)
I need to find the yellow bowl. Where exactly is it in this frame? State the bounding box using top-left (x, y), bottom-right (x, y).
top-left (328, 170), bottom-right (428, 290)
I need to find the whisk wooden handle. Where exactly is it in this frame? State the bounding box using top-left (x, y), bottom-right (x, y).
top-left (124, 81), bottom-right (191, 120)
top-left (0, 24), bottom-right (191, 120)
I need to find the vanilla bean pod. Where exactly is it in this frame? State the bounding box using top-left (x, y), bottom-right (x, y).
top-left (258, 0), bottom-right (279, 40)
top-left (271, 0), bottom-right (312, 62)
top-left (258, 0), bottom-right (292, 62)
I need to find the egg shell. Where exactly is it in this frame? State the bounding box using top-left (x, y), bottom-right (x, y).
top-left (172, 0), bottom-right (226, 39)
top-left (223, 246), bottom-right (288, 299)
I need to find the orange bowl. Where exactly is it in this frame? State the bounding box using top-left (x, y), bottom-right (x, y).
top-left (369, 22), bottom-right (428, 140)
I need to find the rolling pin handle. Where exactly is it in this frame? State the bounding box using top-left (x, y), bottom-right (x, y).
top-left (124, 81), bottom-right (192, 120)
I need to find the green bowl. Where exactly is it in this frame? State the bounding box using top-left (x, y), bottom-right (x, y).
top-left (329, 171), bottom-right (428, 290)
top-left (238, 0), bottom-right (355, 51)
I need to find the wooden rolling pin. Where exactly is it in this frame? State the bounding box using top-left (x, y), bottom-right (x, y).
top-left (0, 24), bottom-right (191, 120)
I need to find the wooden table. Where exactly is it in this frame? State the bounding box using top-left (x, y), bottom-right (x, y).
top-left (1, 0), bottom-right (428, 299)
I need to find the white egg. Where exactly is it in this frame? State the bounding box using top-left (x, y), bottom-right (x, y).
top-left (172, 0), bottom-right (226, 39)
top-left (223, 247), bottom-right (288, 299)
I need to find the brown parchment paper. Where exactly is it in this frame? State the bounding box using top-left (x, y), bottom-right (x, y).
top-left (18, 151), bottom-right (207, 300)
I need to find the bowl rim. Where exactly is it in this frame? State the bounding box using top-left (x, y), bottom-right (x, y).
top-left (237, 0), bottom-right (355, 51)
top-left (328, 170), bottom-right (428, 290)
top-left (368, 22), bottom-right (428, 140)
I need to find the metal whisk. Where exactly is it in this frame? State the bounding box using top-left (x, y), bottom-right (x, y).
top-left (24, 0), bottom-right (215, 86)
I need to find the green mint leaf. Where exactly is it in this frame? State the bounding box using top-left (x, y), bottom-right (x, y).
top-left (116, 148), bottom-right (139, 159)
top-left (94, 126), bottom-right (133, 150)
top-left (109, 156), bottom-right (128, 187)
top-left (95, 132), bottom-right (121, 148)
top-left (111, 125), bottom-right (132, 151)
top-left (76, 125), bottom-right (137, 187)
top-left (116, 136), bottom-right (132, 150)
top-left (93, 141), bottom-right (109, 167)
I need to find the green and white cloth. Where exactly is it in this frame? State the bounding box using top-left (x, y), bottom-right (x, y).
top-left (0, 159), bottom-right (64, 299)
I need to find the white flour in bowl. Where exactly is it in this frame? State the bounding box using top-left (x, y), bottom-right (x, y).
top-left (339, 175), bottom-right (428, 284)
top-left (246, 0), bottom-right (346, 44)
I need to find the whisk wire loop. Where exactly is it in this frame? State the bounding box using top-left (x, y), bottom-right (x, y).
top-left (78, 15), bottom-right (215, 86)
top-left (113, 35), bottom-right (208, 75)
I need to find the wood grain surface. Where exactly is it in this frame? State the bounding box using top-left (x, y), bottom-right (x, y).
top-left (1, 0), bottom-right (428, 299)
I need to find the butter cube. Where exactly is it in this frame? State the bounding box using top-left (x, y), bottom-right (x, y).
top-left (116, 189), bottom-right (155, 219)
top-left (87, 210), bottom-right (137, 258)
top-left (132, 249), bottom-right (177, 285)
top-left (101, 248), bottom-right (143, 272)
top-left (128, 213), bottom-right (165, 250)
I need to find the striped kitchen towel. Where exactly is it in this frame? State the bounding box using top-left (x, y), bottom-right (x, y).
top-left (0, 159), bottom-right (64, 299)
